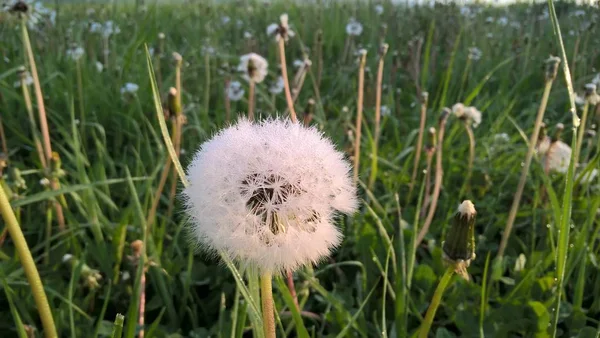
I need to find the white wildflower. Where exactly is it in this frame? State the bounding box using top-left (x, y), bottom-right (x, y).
top-left (226, 81), bottom-right (244, 101)
top-left (577, 168), bottom-right (598, 184)
top-left (120, 83), bottom-right (139, 95)
top-left (375, 4), bottom-right (384, 15)
top-left (267, 13), bottom-right (295, 42)
top-left (268, 76), bottom-right (285, 95)
top-left (468, 47), bottom-right (482, 61)
top-left (243, 31), bottom-right (253, 39)
top-left (182, 118), bottom-right (357, 273)
top-left (95, 61), bottom-right (103, 72)
top-left (380, 105), bottom-right (391, 117)
top-left (237, 53), bottom-right (268, 83)
top-left (62, 254), bottom-right (74, 263)
top-left (544, 141), bottom-right (572, 174)
top-left (346, 18), bottom-right (363, 36)
top-left (66, 46), bottom-right (85, 61)
top-left (13, 71), bottom-right (33, 88)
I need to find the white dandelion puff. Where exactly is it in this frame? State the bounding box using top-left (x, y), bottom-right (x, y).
top-left (13, 71), bottom-right (33, 88)
top-left (346, 18), bottom-right (363, 36)
top-left (577, 168), bottom-right (598, 184)
top-left (120, 83), bottom-right (139, 95)
top-left (182, 118), bottom-right (358, 273)
top-left (267, 13), bottom-right (295, 41)
top-left (268, 76), bottom-right (285, 94)
top-left (468, 47), bottom-right (482, 61)
top-left (237, 53), bottom-right (268, 83)
top-left (66, 46), bottom-right (85, 61)
top-left (543, 141), bottom-right (572, 174)
top-left (464, 106), bottom-right (482, 128)
top-left (226, 81), bottom-right (245, 101)
top-left (95, 61), bottom-right (103, 73)
top-left (374, 4), bottom-right (384, 15)
top-left (381, 105), bottom-right (391, 117)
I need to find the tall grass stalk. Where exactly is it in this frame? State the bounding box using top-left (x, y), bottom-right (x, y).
top-left (353, 51), bottom-right (367, 185)
top-left (20, 70), bottom-right (47, 168)
top-left (546, 0), bottom-right (579, 335)
top-left (497, 62), bottom-right (557, 258)
top-left (368, 44), bottom-right (388, 191)
top-left (408, 92), bottom-right (429, 202)
top-left (574, 101), bottom-right (589, 164)
top-left (0, 182), bottom-right (57, 338)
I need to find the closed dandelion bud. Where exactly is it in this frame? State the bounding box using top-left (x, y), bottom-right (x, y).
top-left (379, 43), bottom-right (389, 58)
top-left (440, 107), bottom-right (451, 124)
top-left (442, 200), bottom-right (476, 265)
top-left (552, 123), bottom-right (564, 142)
top-left (420, 91), bottom-right (429, 105)
top-left (172, 52), bottom-right (183, 66)
top-left (544, 56), bottom-right (560, 82)
top-left (167, 87), bottom-right (181, 117)
top-left (426, 127), bottom-right (436, 151)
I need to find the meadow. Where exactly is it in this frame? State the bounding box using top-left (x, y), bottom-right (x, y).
top-left (0, 0), bottom-right (599, 337)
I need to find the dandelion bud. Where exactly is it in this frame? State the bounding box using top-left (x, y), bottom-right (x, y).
top-left (172, 52), bottom-right (183, 66)
top-left (544, 56), bottom-right (561, 81)
top-left (379, 43), bottom-right (389, 58)
top-left (440, 107), bottom-right (451, 124)
top-left (552, 123), bottom-right (564, 142)
top-left (426, 127), bottom-right (437, 151)
top-left (442, 201), bottom-right (476, 278)
top-left (167, 87), bottom-right (181, 117)
top-left (420, 91), bottom-right (429, 105)
top-left (183, 118), bottom-right (357, 273)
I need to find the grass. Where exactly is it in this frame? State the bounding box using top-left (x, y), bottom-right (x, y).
top-left (0, 0), bottom-right (599, 337)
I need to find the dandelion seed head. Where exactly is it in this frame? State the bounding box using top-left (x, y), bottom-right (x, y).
top-left (237, 53), bottom-right (268, 83)
top-left (226, 81), bottom-right (244, 101)
top-left (346, 18), bottom-right (363, 36)
top-left (183, 118), bottom-right (357, 273)
top-left (544, 141), bottom-right (572, 174)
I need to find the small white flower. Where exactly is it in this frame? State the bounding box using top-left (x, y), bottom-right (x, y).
top-left (182, 118), bottom-right (357, 273)
top-left (380, 105), bottom-right (391, 117)
top-left (226, 81), bottom-right (245, 101)
top-left (62, 254), bottom-right (74, 263)
top-left (243, 31), bottom-right (253, 39)
top-left (268, 76), bottom-right (285, 94)
top-left (120, 83), bottom-right (139, 95)
top-left (493, 133), bottom-right (510, 143)
top-left (468, 47), bottom-right (482, 61)
top-left (346, 18), bottom-right (363, 36)
top-left (544, 141), bottom-right (572, 174)
top-left (464, 106), bottom-right (482, 128)
top-left (267, 13), bottom-right (295, 42)
top-left (577, 168), bottom-right (598, 184)
top-left (374, 4), bottom-right (384, 15)
top-left (95, 61), bottom-right (103, 72)
top-left (66, 46), bottom-right (85, 61)
top-left (39, 178), bottom-right (50, 186)
top-left (237, 53), bottom-right (268, 83)
top-left (89, 21), bottom-right (103, 33)
top-left (13, 71), bottom-right (33, 88)
top-left (293, 59), bottom-right (304, 68)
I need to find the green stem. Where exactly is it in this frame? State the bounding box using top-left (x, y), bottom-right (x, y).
top-left (260, 272), bottom-right (276, 338)
top-left (418, 266), bottom-right (454, 338)
top-left (0, 182), bottom-right (57, 337)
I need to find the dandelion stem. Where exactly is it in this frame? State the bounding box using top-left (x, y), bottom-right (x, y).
top-left (353, 52), bottom-right (367, 185)
top-left (278, 38), bottom-right (297, 123)
top-left (224, 78), bottom-right (231, 124)
top-left (260, 272), bottom-right (276, 338)
top-left (415, 111), bottom-right (449, 248)
top-left (76, 58), bottom-right (85, 145)
top-left (21, 76), bottom-right (47, 168)
top-left (574, 101), bottom-right (589, 164)
top-left (461, 121), bottom-right (475, 198)
top-left (0, 182), bottom-right (57, 338)
top-left (497, 80), bottom-right (553, 258)
top-left (248, 79), bottom-right (255, 121)
top-left (21, 18), bottom-right (66, 231)
top-left (368, 44), bottom-right (388, 191)
top-left (418, 266), bottom-right (454, 338)
top-left (408, 95), bottom-right (428, 202)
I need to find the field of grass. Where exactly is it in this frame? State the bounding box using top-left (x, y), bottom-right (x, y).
top-left (1, 0), bottom-right (600, 337)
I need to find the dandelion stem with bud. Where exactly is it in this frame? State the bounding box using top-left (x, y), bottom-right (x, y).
top-left (415, 110), bottom-right (449, 248)
top-left (353, 51), bottom-right (367, 185)
top-left (0, 183), bottom-right (57, 338)
top-left (497, 56), bottom-right (559, 258)
top-left (278, 38), bottom-right (297, 123)
top-left (368, 44), bottom-right (389, 191)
